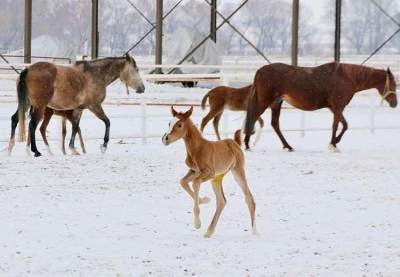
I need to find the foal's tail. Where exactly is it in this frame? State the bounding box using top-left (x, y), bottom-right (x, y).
top-left (244, 73), bottom-right (259, 137)
top-left (201, 89), bottom-right (213, 110)
top-left (17, 68), bottom-right (30, 142)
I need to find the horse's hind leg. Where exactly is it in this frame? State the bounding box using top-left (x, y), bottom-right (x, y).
top-left (212, 112), bottom-right (223, 140)
top-left (271, 102), bottom-right (294, 151)
top-left (231, 164), bottom-right (258, 235)
top-left (29, 108), bottom-right (45, 157)
top-left (40, 108), bottom-right (54, 155)
top-left (7, 110), bottom-right (19, 155)
top-left (329, 109), bottom-right (345, 152)
top-left (61, 117), bottom-right (67, 155)
top-left (253, 117), bottom-right (265, 146)
top-left (204, 174), bottom-right (227, 238)
top-left (68, 109), bottom-right (83, 155)
top-left (200, 106), bottom-right (223, 139)
top-left (335, 114), bottom-right (348, 144)
top-left (65, 111), bottom-right (86, 154)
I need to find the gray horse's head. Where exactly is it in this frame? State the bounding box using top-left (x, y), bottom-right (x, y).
top-left (120, 54), bottom-right (145, 94)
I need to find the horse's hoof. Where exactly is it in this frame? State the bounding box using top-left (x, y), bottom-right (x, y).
top-left (328, 144), bottom-right (341, 153)
top-left (204, 231), bottom-right (213, 238)
top-left (100, 145), bottom-right (107, 154)
top-left (194, 220), bottom-right (201, 229)
top-left (34, 152), bottom-right (42, 157)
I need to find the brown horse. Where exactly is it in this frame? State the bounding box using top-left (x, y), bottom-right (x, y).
top-left (26, 108), bottom-right (86, 155)
top-left (200, 85), bottom-right (264, 142)
top-left (162, 106), bottom-right (257, 237)
top-left (8, 54), bottom-right (145, 156)
top-left (244, 62), bottom-right (398, 152)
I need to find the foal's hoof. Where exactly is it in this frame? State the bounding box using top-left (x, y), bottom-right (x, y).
top-left (200, 197), bottom-right (211, 204)
top-left (194, 221), bottom-right (201, 229)
top-left (204, 231), bottom-right (213, 238)
top-left (100, 144), bottom-right (107, 154)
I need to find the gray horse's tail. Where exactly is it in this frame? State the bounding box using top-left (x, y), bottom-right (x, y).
top-left (244, 73), bottom-right (259, 137)
top-left (17, 68), bottom-right (30, 142)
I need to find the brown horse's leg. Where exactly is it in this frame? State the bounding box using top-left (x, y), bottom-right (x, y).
top-left (89, 105), bottom-right (110, 153)
top-left (65, 111), bottom-right (86, 154)
top-left (61, 117), bottom-right (67, 155)
top-left (40, 108), bottom-right (54, 155)
top-left (212, 112), bottom-right (223, 140)
top-left (29, 108), bottom-right (45, 157)
top-left (253, 117), bottom-right (265, 147)
top-left (7, 110), bottom-right (19, 155)
top-left (180, 169), bottom-right (210, 204)
top-left (200, 108), bottom-right (223, 139)
top-left (329, 109), bottom-right (345, 152)
top-left (244, 102), bottom-right (270, 150)
top-left (231, 163), bottom-right (258, 235)
top-left (271, 102), bottom-right (294, 151)
top-left (68, 109), bottom-right (83, 155)
top-left (204, 182), bottom-right (227, 238)
top-left (335, 115), bottom-right (348, 144)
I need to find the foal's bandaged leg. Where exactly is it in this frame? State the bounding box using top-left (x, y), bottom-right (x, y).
top-left (211, 172), bottom-right (228, 186)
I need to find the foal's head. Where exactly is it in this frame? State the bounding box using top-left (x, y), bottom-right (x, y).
top-left (379, 68), bottom-right (397, 108)
top-left (120, 53), bottom-right (145, 94)
top-left (162, 106), bottom-right (193, 146)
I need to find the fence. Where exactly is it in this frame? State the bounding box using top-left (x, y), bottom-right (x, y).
top-left (0, 95), bottom-right (399, 145)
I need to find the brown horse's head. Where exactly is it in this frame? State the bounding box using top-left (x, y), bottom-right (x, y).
top-left (379, 68), bottom-right (397, 108)
top-left (120, 53), bottom-right (145, 94)
top-left (162, 106), bottom-right (193, 146)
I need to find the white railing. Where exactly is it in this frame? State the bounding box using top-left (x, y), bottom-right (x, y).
top-left (0, 98), bottom-right (399, 145)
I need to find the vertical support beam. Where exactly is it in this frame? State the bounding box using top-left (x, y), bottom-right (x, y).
top-left (24, 0), bottom-right (32, 64)
top-left (155, 0), bottom-right (163, 74)
top-left (91, 0), bottom-right (99, 59)
top-left (334, 0), bottom-right (342, 61)
top-left (291, 0), bottom-right (299, 66)
top-left (210, 0), bottom-right (217, 42)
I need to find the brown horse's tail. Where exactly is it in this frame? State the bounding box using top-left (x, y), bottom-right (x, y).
top-left (233, 129), bottom-right (242, 147)
top-left (244, 74), bottom-right (259, 137)
top-left (17, 68), bottom-right (30, 142)
top-left (201, 90), bottom-right (212, 110)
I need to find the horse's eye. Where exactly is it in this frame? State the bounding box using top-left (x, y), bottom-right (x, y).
top-left (177, 123), bottom-right (183, 128)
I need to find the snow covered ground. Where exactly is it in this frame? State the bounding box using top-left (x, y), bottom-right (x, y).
top-left (0, 80), bottom-right (400, 276)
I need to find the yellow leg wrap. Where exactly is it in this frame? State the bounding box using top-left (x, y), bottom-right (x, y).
top-left (211, 172), bottom-right (228, 186)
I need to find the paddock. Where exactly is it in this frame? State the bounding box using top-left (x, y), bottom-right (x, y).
top-left (0, 80), bottom-right (399, 276)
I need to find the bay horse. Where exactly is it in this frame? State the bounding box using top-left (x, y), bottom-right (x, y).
top-left (26, 108), bottom-right (86, 155)
top-left (8, 54), bottom-right (145, 157)
top-left (244, 62), bottom-right (398, 152)
top-left (200, 85), bottom-right (264, 142)
top-left (162, 106), bottom-right (258, 237)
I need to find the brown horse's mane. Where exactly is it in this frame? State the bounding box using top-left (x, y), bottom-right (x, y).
top-left (337, 62), bottom-right (386, 87)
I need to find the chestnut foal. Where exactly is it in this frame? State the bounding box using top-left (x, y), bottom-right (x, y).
top-left (162, 106), bottom-right (258, 237)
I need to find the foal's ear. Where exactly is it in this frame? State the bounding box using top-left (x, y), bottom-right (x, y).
top-left (183, 106), bottom-right (193, 119)
top-left (125, 53), bottom-right (130, 61)
top-left (387, 67), bottom-right (392, 75)
top-left (171, 105), bottom-right (178, 116)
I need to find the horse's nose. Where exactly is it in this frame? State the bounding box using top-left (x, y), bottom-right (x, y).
top-left (162, 134), bottom-right (169, 145)
top-left (390, 99), bottom-right (397, 108)
top-left (136, 84), bottom-right (145, 94)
